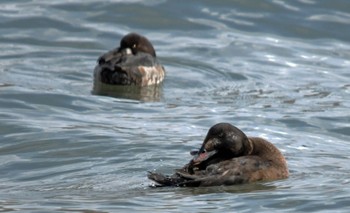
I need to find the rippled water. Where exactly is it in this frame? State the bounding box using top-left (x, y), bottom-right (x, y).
top-left (1, 0), bottom-right (350, 212)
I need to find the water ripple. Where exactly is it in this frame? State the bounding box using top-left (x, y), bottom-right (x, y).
top-left (0, 0), bottom-right (350, 212)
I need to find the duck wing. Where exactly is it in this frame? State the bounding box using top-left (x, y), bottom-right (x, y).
top-left (178, 156), bottom-right (273, 187)
top-left (95, 52), bottom-right (162, 85)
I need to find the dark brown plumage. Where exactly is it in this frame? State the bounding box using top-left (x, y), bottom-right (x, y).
top-left (148, 123), bottom-right (289, 187)
top-left (94, 33), bottom-right (165, 86)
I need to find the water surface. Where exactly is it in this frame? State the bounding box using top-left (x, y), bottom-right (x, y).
top-left (0, 0), bottom-right (350, 212)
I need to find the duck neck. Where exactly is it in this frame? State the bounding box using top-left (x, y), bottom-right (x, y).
top-left (247, 137), bottom-right (285, 165)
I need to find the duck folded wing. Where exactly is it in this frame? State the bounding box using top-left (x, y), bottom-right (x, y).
top-left (97, 53), bottom-right (163, 86)
top-left (175, 156), bottom-right (278, 187)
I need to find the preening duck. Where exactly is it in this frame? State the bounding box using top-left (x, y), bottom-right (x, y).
top-left (148, 123), bottom-right (288, 187)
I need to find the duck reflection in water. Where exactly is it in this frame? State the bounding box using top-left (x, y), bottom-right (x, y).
top-left (148, 123), bottom-right (289, 187)
top-left (92, 83), bottom-right (163, 102)
top-left (93, 33), bottom-right (165, 101)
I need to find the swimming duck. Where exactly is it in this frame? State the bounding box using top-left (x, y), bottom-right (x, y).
top-left (94, 33), bottom-right (165, 86)
top-left (148, 123), bottom-right (288, 187)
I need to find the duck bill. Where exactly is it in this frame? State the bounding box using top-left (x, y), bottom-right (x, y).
top-left (192, 149), bottom-right (217, 165)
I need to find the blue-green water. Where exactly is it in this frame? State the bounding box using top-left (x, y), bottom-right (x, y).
top-left (1, 0), bottom-right (350, 212)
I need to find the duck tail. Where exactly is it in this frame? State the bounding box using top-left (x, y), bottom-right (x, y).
top-left (147, 171), bottom-right (185, 187)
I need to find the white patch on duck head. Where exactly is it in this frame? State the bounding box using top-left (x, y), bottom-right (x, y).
top-left (125, 48), bottom-right (132, 55)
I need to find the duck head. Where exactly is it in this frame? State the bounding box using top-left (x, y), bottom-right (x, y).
top-left (191, 123), bottom-right (251, 166)
top-left (119, 33), bottom-right (156, 57)
top-left (98, 33), bottom-right (156, 65)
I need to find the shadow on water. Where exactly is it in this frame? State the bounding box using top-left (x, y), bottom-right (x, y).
top-left (149, 182), bottom-right (277, 195)
top-left (185, 183), bottom-right (277, 195)
top-left (92, 81), bottom-right (163, 102)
